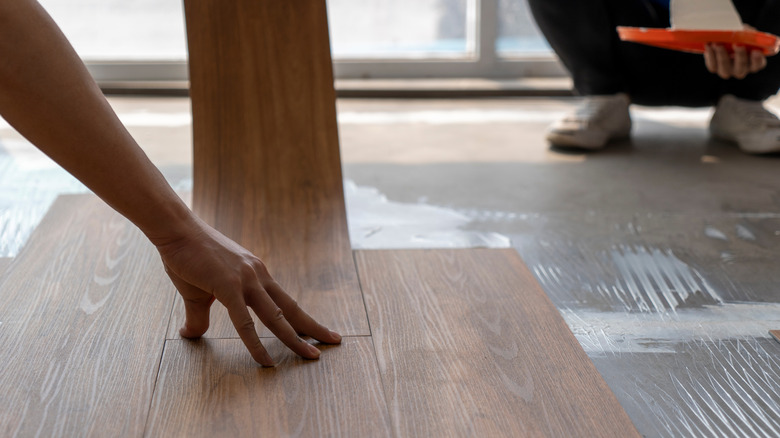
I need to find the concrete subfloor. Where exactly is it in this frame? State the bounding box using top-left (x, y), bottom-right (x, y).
top-left (3, 95), bottom-right (780, 437)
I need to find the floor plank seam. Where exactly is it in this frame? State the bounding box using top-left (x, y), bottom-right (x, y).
top-left (352, 250), bottom-right (375, 339)
top-left (142, 289), bottom-right (178, 436)
top-left (143, 338), bottom-right (170, 437)
top-left (354, 250), bottom-right (402, 438)
top-left (162, 286), bottom-right (179, 341)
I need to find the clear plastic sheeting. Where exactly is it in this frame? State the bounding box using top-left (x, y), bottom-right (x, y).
top-left (606, 338), bottom-right (780, 438)
top-left (530, 244), bottom-right (724, 314)
top-left (0, 141), bottom-right (87, 257)
top-left (344, 180), bottom-right (511, 249)
top-left (609, 244), bottom-right (723, 313)
top-left (563, 303), bottom-right (780, 355)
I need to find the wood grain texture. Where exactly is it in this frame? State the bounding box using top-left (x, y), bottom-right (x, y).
top-left (0, 257), bottom-right (11, 275)
top-left (0, 194), bottom-right (175, 437)
top-left (183, 0), bottom-right (367, 338)
top-left (770, 330), bottom-right (780, 344)
top-left (356, 249), bottom-right (640, 438)
top-left (146, 337), bottom-right (392, 437)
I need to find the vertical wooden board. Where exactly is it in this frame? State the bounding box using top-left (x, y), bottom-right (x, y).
top-left (146, 338), bottom-right (392, 437)
top-left (0, 195), bottom-right (175, 437)
top-left (184, 0), bottom-right (367, 336)
top-left (356, 249), bottom-right (640, 438)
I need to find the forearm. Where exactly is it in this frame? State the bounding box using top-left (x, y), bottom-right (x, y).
top-left (0, 0), bottom-right (194, 243)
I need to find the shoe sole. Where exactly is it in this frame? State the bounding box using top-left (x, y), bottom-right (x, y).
top-left (546, 130), bottom-right (630, 150)
top-left (710, 130), bottom-right (780, 155)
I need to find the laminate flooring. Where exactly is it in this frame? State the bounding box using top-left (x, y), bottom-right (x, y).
top-left (0, 195), bottom-right (174, 437)
top-left (356, 249), bottom-right (637, 437)
top-left (0, 193), bottom-right (637, 437)
top-left (0, 257), bottom-right (11, 275)
top-left (146, 338), bottom-right (391, 438)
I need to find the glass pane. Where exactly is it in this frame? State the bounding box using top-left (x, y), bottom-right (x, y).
top-left (327, 0), bottom-right (473, 59)
top-left (496, 0), bottom-right (551, 55)
top-left (36, 0), bottom-right (475, 62)
top-left (38, 0), bottom-right (187, 61)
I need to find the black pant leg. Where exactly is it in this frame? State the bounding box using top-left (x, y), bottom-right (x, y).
top-left (528, 0), bottom-right (664, 95)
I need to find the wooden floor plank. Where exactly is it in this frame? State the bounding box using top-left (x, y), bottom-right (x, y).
top-left (181, 0), bottom-right (367, 338)
top-left (356, 249), bottom-right (640, 438)
top-left (146, 337), bottom-right (392, 437)
top-left (0, 256), bottom-right (11, 275)
top-left (0, 194), bottom-right (175, 437)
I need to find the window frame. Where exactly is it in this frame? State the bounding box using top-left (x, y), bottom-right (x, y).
top-left (84, 0), bottom-right (566, 84)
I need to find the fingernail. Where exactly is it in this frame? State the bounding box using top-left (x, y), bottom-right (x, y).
top-left (307, 343), bottom-right (321, 357)
top-left (329, 330), bottom-right (342, 342)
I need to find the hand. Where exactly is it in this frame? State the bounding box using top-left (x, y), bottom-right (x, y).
top-left (154, 217), bottom-right (342, 366)
top-left (704, 25), bottom-right (768, 80)
top-left (704, 43), bottom-right (767, 79)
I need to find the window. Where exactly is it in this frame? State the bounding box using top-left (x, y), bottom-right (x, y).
top-left (328, 0), bottom-right (472, 59)
top-left (496, 0), bottom-right (551, 55)
top-left (37, 0), bottom-right (563, 82)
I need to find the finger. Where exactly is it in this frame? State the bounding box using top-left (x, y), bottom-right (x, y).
top-left (732, 45), bottom-right (749, 79)
top-left (245, 286), bottom-right (322, 360)
top-left (264, 280), bottom-right (342, 344)
top-left (714, 44), bottom-right (732, 79)
top-left (225, 301), bottom-right (275, 366)
top-left (750, 49), bottom-right (767, 73)
top-left (165, 270), bottom-right (215, 338)
top-left (180, 295), bottom-right (215, 338)
top-left (704, 44), bottom-right (718, 74)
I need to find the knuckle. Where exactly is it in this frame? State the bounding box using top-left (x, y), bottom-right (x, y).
top-left (263, 308), bottom-right (287, 329)
top-left (252, 258), bottom-right (271, 277)
top-left (239, 317), bottom-right (256, 333)
top-left (238, 261), bottom-right (256, 279)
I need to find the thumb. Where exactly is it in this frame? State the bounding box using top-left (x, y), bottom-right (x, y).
top-left (179, 294), bottom-right (215, 338)
top-left (165, 269), bottom-right (215, 338)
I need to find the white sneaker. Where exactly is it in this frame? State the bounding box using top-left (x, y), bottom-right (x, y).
top-left (546, 93), bottom-right (632, 150)
top-left (710, 94), bottom-right (780, 154)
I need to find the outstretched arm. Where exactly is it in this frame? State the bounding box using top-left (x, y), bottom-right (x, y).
top-left (0, 0), bottom-right (341, 366)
